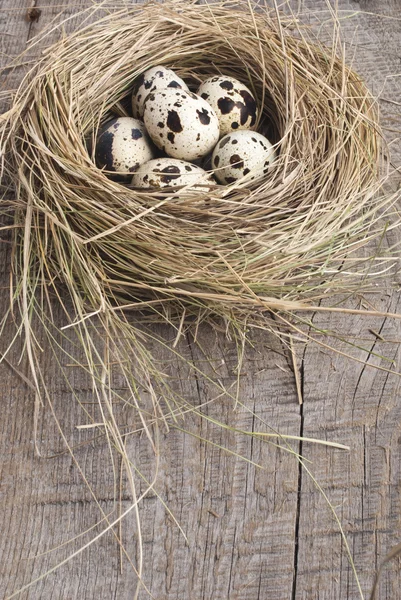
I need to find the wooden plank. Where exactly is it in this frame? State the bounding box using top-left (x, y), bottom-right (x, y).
top-left (294, 2), bottom-right (401, 598)
top-left (0, 4), bottom-right (299, 598)
top-left (0, 1), bottom-right (400, 599)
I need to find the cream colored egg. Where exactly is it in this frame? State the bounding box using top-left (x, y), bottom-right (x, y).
top-left (132, 66), bottom-right (189, 119)
top-left (95, 117), bottom-right (155, 180)
top-left (131, 158), bottom-right (214, 191)
top-left (197, 76), bottom-right (258, 137)
top-left (143, 89), bottom-right (220, 161)
top-left (211, 130), bottom-right (276, 184)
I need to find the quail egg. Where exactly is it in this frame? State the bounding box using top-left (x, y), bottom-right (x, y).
top-left (143, 89), bottom-right (220, 161)
top-left (197, 76), bottom-right (258, 137)
top-left (211, 130), bottom-right (276, 184)
top-left (132, 66), bottom-right (189, 119)
top-left (131, 158), bottom-right (214, 191)
top-left (95, 117), bottom-right (155, 180)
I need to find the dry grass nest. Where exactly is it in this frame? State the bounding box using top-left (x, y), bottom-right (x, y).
top-left (1, 0), bottom-right (393, 329)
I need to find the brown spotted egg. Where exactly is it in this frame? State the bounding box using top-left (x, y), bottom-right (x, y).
top-left (211, 130), bottom-right (276, 185)
top-left (95, 117), bottom-right (155, 181)
top-left (131, 158), bottom-right (214, 191)
top-left (143, 89), bottom-right (220, 161)
top-left (197, 76), bottom-right (258, 137)
top-left (132, 66), bottom-right (189, 119)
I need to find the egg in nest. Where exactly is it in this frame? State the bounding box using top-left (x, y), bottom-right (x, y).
top-left (95, 117), bottom-right (155, 180)
top-left (143, 89), bottom-right (220, 161)
top-left (197, 76), bottom-right (258, 137)
top-left (212, 130), bottom-right (276, 184)
top-left (132, 158), bottom-right (214, 191)
top-left (132, 65), bottom-right (189, 119)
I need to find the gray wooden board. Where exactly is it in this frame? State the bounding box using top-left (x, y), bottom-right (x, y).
top-left (0, 1), bottom-right (400, 598)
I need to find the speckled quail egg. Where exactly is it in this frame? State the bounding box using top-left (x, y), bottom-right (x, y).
top-left (211, 130), bottom-right (276, 185)
top-left (131, 158), bottom-right (214, 191)
top-left (95, 117), bottom-right (155, 180)
top-left (197, 76), bottom-right (258, 137)
top-left (132, 66), bottom-right (189, 119)
top-left (143, 89), bottom-right (220, 161)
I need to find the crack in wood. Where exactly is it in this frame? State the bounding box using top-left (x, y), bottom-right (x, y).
top-left (291, 361), bottom-right (305, 600)
top-left (33, 495), bottom-right (133, 507)
top-left (290, 296), bottom-right (320, 599)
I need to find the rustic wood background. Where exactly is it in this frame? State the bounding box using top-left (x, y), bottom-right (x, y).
top-left (1, 1), bottom-right (401, 598)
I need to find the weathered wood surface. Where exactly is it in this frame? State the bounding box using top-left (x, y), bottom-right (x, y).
top-left (0, 1), bottom-right (400, 598)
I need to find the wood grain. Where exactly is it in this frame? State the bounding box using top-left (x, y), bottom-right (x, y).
top-left (0, 1), bottom-right (400, 598)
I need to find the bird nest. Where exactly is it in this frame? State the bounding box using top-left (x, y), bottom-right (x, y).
top-left (1, 0), bottom-right (389, 324)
